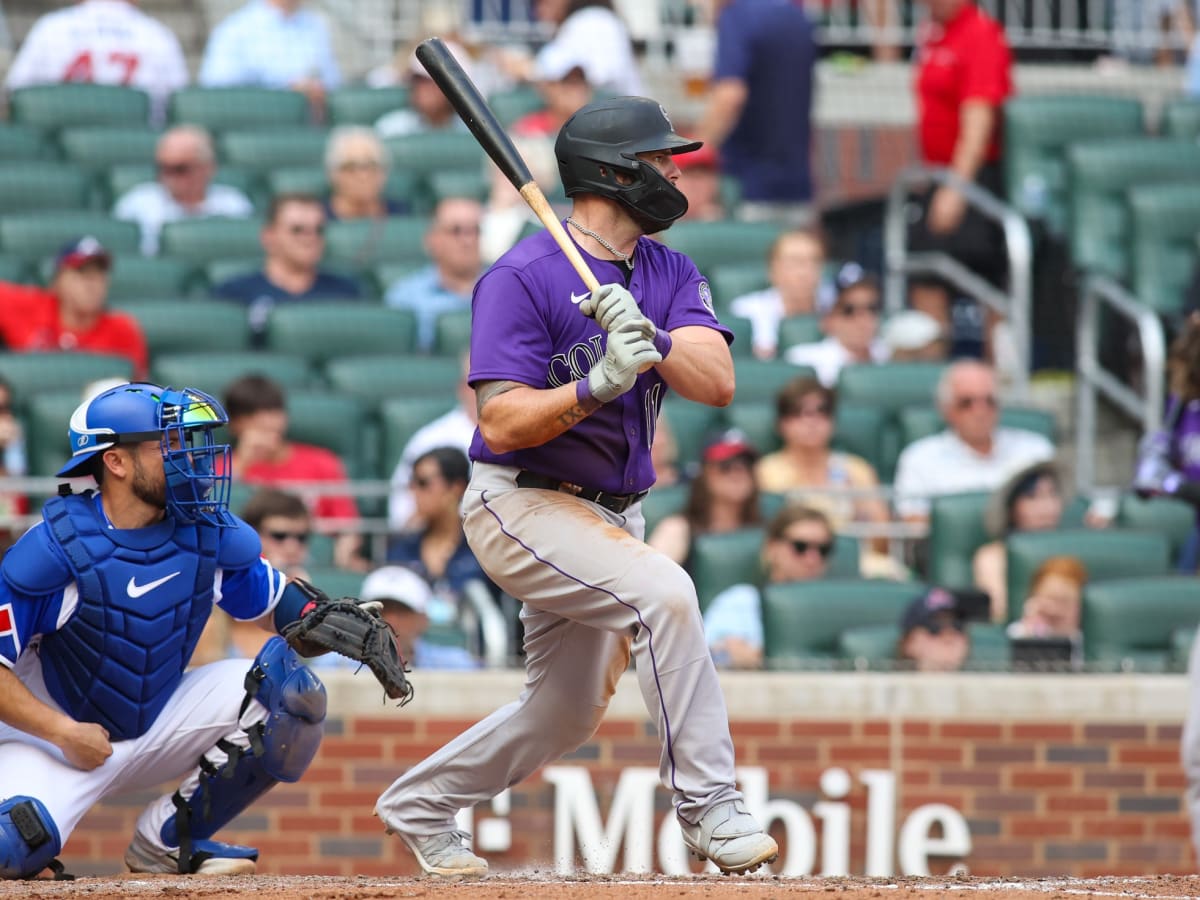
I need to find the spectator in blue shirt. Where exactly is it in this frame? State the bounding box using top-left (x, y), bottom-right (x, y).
top-left (385, 197), bottom-right (484, 352)
top-left (211, 193), bottom-right (361, 343)
top-left (199, 0), bottom-right (340, 116)
top-left (695, 0), bottom-right (817, 227)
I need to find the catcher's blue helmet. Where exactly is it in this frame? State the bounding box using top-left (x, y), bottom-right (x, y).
top-left (58, 382), bottom-right (234, 527)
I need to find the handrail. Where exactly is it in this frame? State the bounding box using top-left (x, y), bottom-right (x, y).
top-left (462, 578), bottom-right (512, 668)
top-left (1074, 273), bottom-right (1167, 493)
top-left (883, 165), bottom-right (1034, 401)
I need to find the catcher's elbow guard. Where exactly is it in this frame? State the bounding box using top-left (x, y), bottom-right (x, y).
top-left (272, 578), bottom-right (328, 634)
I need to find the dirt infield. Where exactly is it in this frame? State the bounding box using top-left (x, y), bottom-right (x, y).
top-left (5, 874), bottom-right (1200, 900)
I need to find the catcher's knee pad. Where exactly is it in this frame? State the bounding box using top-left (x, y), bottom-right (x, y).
top-left (160, 638), bottom-right (326, 873)
top-left (0, 796), bottom-right (61, 880)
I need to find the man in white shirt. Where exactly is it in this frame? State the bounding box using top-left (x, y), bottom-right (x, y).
top-left (4, 0), bottom-right (187, 123)
top-left (785, 262), bottom-right (890, 385)
top-left (728, 227), bottom-right (832, 359)
top-left (114, 126), bottom-right (254, 256)
top-left (893, 360), bottom-right (1054, 521)
top-left (388, 355), bottom-right (477, 531)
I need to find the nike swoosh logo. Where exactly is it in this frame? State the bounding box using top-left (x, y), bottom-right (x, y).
top-left (127, 572), bottom-right (182, 598)
top-left (570, 291), bottom-right (588, 305)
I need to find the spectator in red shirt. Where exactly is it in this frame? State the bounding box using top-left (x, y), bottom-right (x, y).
top-left (908, 0), bottom-right (1012, 351)
top-left (222, 373), bottom-right (366, 572)
top-left (0, 236), bottom-right (149, 379)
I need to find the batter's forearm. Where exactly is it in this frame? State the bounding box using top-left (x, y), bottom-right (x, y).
top-left (0, 664), bottom-right (75, 745)
top-left (477, 381), bottom-right (600, 454)
top-left (656, 327), bottom-right (735, 407)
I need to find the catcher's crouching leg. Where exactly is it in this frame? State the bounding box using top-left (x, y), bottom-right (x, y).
top-left (0, 796), bottom-right (67, 880)
top-left (128, 637), bottom-right (327, 875)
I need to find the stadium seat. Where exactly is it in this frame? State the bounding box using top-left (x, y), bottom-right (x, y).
top-left (25, 390), bottom-right (89, 476)
top-left (1127, 182), bottom-right (1200, 316)
top-left (324, 354), bottom-right (461, 407)
top-left (1115, 493), bottom-right (1196, 565)
top-left (426, 169), bottom-right (491, 206)
top-left (731, 358), bottom-right (815, 404)
top-left (377, 395), bottom-right (457, 478)
top-left (0, 257), bottom-right (31, 284)
top-left (159, 217), bottom-right (265, 264)
top-left (0, 164), bottom-right (90, 214)
top-left (0, 213), bottom-right (140, 259)
top-left (837, 362), bottom-right (945, 411)
top-left (1003, 95), bottom-right (1143, 237)
top-left (1066, 138), bottom-right (1200, 280)
top-left (10, 84), bottom-right (149, 133)
top-left (112, 300), bottom-right (251, 355)
top-left (264, 303), bottom-right (417, 364)
top-left (324, 216), bottom-right (431, 269)
top-left (777, 314), bottom-right (823, 350)
top-left (487, 86), bottom-right (545, 126)
top-left (0, 352), bottom-right (133, 407)
top-left (662, 221), bottom-right (782, 281)
top-left (150, 351), bottom-right (313, 397)
top-left (57, 126), bottom-right (158, 174)
top-left (1083, 576), bottom-right (1200, 671)
top-left (927, 491), bottom-right (991, 589)
top-left (203, 257), bottom-right (264, 289)
top-left (831, 405), bottom-right (889, 479)
top-left (285, 390), bottom-right (370, 478)
top-left (219, 129), bottom-right (331, 174)
top-left (383, 132), bottom-right (486, 178)
top-left (690, 527), bottom-right (765, 612)
top-left (660, 396), bottom-right (722, 469)
top-left (0, 124), bottom-right (53, 161)
top-left (1005, 528), bottom-right (1172, 623)
top-left (726, 316), bottom-right (754, 357)
top-left (762, 578), bottom-right (921, 668)
top-left (168, 87), bottom-right (310, 132)
top-left (723, 401), bottom-right (780, 454)
top-left (266, 166), bottom-right (328, 199)
top-left (328, 86), bottom-right (409, 126)
top-left (372, 261), bottom-right (429, 297)
top-left (304, 567), bottom-right (367, 602)
top-left (1162, 98), bottom-right (1200, 141)
top-left (708, 261), bottom-right (769, 310)
top-left (640, 482), bottom-right (690, 538)
top-left (433, 308), bottom-right (473, 357)
top-left (106, 255), bottom-right (196, 301)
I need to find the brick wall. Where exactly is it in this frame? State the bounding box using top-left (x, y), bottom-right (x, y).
top-left (56, 672), bottom-right (1195, 877)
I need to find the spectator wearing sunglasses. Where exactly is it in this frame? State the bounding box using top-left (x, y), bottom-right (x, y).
top-left (784, 262), bottom-right (890, 387)
top-left (114, 126), bottom-right (254, 256)
top-left (385, 197), bottom-right (485, 352)
top-left (647, 430), bottom-right (763, 570)
top-left (211, 194), bottom-right (362, 343)
top-left (893, 360), bottom-right (1054, 523)
top-left (324, 127), bottom-right (408, 223)
top-left (896, 586), bottom-right (972, 672)
top-left (703, 504), bottom-right (834, 670)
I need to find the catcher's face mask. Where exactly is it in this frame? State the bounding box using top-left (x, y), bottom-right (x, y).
top-left (157, 388), bottom-right (234, 528)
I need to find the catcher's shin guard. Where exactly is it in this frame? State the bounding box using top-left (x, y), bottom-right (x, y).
top-left (0, 796), bottom-right (68, 880)
top-left (160, 637), bottom-right (326, 874)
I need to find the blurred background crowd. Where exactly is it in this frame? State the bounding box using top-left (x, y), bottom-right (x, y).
top-left (0, 0), bottom-right (1199, 676)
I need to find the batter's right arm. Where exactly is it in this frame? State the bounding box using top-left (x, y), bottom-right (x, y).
top-left (476, 379), bottom-right (600, 455)
top-left (0, 666), bottom-right (112, 770)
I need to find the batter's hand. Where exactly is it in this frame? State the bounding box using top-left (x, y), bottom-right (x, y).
top-left (587, 319), bottom-right (663, 403)
top-left (579, 284), bottom-right (645, 333)
top-left (57, 720), bottom-right (113, 770)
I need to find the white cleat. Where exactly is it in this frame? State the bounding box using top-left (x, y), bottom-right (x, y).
top-left (123, 837), bottom-right (257, 876)
top-left (680, 799), bottom-right (779, 875)
top-left (398, 829), bottom-right (489, 878)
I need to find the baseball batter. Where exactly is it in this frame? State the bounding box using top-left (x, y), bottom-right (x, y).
top-left (376, 96), bottom-right (779, 877)
top-left (0, 382), bottom-right (397, 879)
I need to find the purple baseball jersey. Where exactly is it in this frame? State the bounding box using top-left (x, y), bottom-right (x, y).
top-left (1171, 397), bottom-right (1200, 483)
top-left (468, 226), bottom-right (731, 494)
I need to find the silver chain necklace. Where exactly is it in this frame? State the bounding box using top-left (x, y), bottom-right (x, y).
top-left (567, 217), bottom-right (634, 270)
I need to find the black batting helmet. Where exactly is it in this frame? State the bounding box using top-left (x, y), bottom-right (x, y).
top-left (555, 96), bottom-right (703, 233)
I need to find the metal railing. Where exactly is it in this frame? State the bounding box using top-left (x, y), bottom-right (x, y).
top-left (883, 165), bottom-right (1034, 400)
top-left (1074, 273), bottom-right (1168, 493)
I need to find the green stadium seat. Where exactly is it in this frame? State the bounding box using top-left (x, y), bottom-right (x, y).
top-left (726, 316), bottom-right (754, 357)
top-left (433, 308), bottom-right (473, 357)
top-left (426, 168), bottom-right (491, 206)
top-left (264, 303), bottom-right (417, 364)
top-left (266, 166), bottom-right (328, 199)
top-left (1005, 528), bottom-right (1172, 623)
top-left (1162, 99), bottom-right (1200, 140)
top-left (106, 255), bottom-right (196, 301)
top-left (150, 352), bottom-right (313, 397)
top-left (10, 84), bottom-right (149, 133)
top-left (0, 352), bottom-right (133, 408)
top-left (832, 404), bottom-right (889, 480)
top-left (777, 314), bottom-right (823, 350)
top-left (219, 129), bottom-right (330, 174)
top-left (690, 527), bottom-right (765, 612)
top-left (160, 217), bottom-right (265, 263)
top-left (640, 482), bottom-right (690, 538)
top-left (203, 257), bottom-right (264, 289)
top-left (383, 131), bottom-right (485, 178)
top-left (1127, 182), bottom-right (1200, 316)
top-left (304, 567), bottom-right (367, 602)
top-left (168, 87), bottom-right (309, 132)
top-left (324, 216), bottom-right (431, 269)
top-left (0, 257), bottom-right (32, 284)
top-left (0, 164), bottom-right (90, 214)
top-left (927, 491), bottom-right (991, 589)
top-left (662, 220), bottom-right (782, 281)
top-left (1115, 493), bottom-right (1196, 564)
top-left (112, 300), bottom-right (251, 355)
top-left (324, 354), bottom-right (461, 406)
top-left (0, 124), bottom-right (54, 161)
top-left (1066, 138), bottom-right (1200, 279)
top-left (24, 390), bottom-right (85, 477)
top-left (285, 390), bottom-right (370, 478)
top-left (660, 397), bottom-right (722, 469)
top-left (898, 404), bottom-right (1058, 451)
top-left (372, 261), bottom-right (428, 296)
top-left (377, 395), bottom-right (457, 478)
top-left (57, 126), bottom-right (158, 174)
top-left (1083, 576), bottom-right (1200, 671)
top-left (837, 361), bottom-right (945, 411)
top-left (763, 578), bottom-right (921, 668)
top-left (328, 86), bottom-right (409, 126)
top-left (838, 623), bottom-right (901, 667)
top-left (723, 401), bottom-right (779, 455)
top-left (0, 213), bottom-right (140, 259)
top-left (708, 261), bottom-right (768, 310)
top-left (732, 357), bottom-right (815, 404)
top-left (487, 86), bottom-right (545, 126)
top-left (1003, 95), bottom-right (1143, 237)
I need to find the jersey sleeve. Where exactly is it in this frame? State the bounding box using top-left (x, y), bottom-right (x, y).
top-left (960, 23), bottom-right (1011, 104)
top-left (664, 256), bottom-right (733, 343)
top-left (215, 557), bottom-right (286, 621)
top-left (468, 265), bottom-right (555, 387)
top-left (0, 582), bottom-right (68, 669)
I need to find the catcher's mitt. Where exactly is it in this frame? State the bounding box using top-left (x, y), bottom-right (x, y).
top-left (281, 580), bottom-right (414, 705)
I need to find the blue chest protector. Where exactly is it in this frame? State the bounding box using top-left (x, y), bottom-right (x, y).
top-left (14, 493), bottom-right (259, 742)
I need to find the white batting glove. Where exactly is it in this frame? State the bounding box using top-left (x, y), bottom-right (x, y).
top-left (586, 319), bottom-right (663, 403)
top-left (579, 283), bottom-right (645, 333)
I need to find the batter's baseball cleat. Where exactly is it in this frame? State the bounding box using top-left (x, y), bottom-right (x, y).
top-left (397, 829), bottom-right (489, 878)
top-left (679, 799), bottom-right (779, 875)
top-left (124, 835), bottom-right (258, 876)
